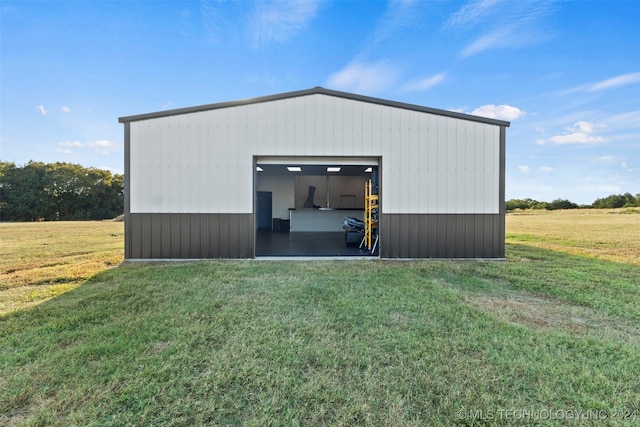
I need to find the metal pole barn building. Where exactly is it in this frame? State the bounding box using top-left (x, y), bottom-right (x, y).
top-left (118, 87), bottom-right (509, 260)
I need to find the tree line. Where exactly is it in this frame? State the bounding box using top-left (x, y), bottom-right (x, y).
top-left (0, 160), bottom-right (637, 220)
top-left (0, 161), bottom-right (124, 221)
top-left (506, 193), bottom-right (640, 211)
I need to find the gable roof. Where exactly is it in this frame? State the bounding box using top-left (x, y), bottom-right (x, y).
top-left (118, 86), bottom-right (510, 127)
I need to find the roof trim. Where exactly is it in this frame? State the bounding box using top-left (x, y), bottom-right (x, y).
top-left (118, 86), bottom-right (510, 127)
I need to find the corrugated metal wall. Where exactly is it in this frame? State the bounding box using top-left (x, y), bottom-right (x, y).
top-left (380, 214), bottom-right (504, 258)
top-left (129, 93), bottom-right (500, 215)
top-left (127, 213), bottom-right (253, 259)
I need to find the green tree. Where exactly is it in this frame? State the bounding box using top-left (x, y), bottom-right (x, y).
top-left (591, 193), bottom-right (636, 209)
top-left (548, 198), bottom-right (579, 210)
top-left (0, 161), bottom-right (54, 220)
top-left (0, 161), bottom-right (123, 221)
top-left (0, 161), bottom-right (12, 217)
top-left (505, 198), bottom-right (541, 211)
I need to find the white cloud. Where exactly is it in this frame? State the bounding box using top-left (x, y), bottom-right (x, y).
top-left (470, 104), bottom-right (524, 121)
top-left (454, 1), bottom-right (555, 58)
top-left (575, 120), bottom-right (594, 133)
top-left (593, 156), bottom-right (636, 172)
top-left (200, 0), bottom-right (229, 43)
top-left (326, 60), bottom-right (399, 94)
top-left (86, 140), bottom-right (117, 149)
top-left (58, 141), bottom-right (83, 148)
top-left (516, 165), bottom-right (551, 173)
top-left (250, 0), bottom-right (321, 47)
top-left (587, 72), bottom-right (640, 92)
top-left (61, 106), bottom-right (71, 113)
top-left (461, 25), bottom-right (514, 58)
top-left (621, 161), bottom-right (636, 172)
top-left (446, 0), bottom-right (502, 28)
top-left (86, 140), bottom-right (118, 156)
top-left (400, 73), bottom-right (446, 92)
top-left (595, 155), bottom-right (616, 163)
top-left (371, 0), bottom-right (421, 46)
top-left (577, 184), bottom-right (621, 194)
top-left (561, 73), bottom-right (640, 95)
top-left (548, 121), bottom-right (606, 144)
top-left (56, 140), bottom-right (118, 156)
top-left (602, 110), bottom-right (640, 129)
top-left (37, 104), bottom-right (47, 115)
top-left (98, 166), bottom-right (124, 176)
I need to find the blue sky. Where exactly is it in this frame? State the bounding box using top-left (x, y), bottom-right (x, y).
top-left (1, 0), bottom-right (638, 205)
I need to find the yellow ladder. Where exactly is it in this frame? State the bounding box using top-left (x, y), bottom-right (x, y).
top-left (360, 179), bottom-right (379, 252)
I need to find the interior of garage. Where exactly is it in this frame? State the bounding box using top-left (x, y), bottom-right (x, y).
top-left (255, 161), bottom-right (378, 257)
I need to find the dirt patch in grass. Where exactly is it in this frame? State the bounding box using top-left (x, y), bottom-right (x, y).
top-left (466, 294), bottom-right (589, 332)
top-left (466, 292), bottom-right (640, 341)
top-left (149, 341), bottom-right (172, 355)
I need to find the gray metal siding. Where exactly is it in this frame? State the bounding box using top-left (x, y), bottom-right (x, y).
top-left (128, 94), bottom-right (501, 215)
top-left (127, 213), bottom-right (253, 259)
top-left (380, 214), bottom-right (504, 258)
top-left (119, 87), bottom-right (510, 128)
top-left (121, 88), bottom-right (507, 260)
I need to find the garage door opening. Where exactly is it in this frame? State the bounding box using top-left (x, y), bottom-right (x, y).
top-left (255, 157), bottom-right (380, 257)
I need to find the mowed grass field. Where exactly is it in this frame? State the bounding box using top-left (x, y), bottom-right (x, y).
top-left (0, 221), bottom-right (124, 316)
top-left (1, 211), bottom-right (639, 426)
top-left (507, 208), bottom-right (640, 266)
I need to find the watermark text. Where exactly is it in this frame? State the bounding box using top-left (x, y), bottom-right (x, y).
top-left (456, 408), bottom-right (637, 422)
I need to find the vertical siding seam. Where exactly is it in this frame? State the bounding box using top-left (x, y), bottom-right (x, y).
top-left (499, 126), bottom-right (506, 256)
top-left (123, 122), bottom-right (131, 259)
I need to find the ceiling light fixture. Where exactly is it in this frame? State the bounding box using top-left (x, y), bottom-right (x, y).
top-left (327, 167), bottom-right (341, 172)
top-left (365, 167), bottom-right (373, 173)
top-left (256, 166), bottom-right (263, 172)
top-left (287, 166), bottom-right (302, 172)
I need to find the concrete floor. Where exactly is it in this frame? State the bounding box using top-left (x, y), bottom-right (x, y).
top-left (255, 230), bottom-right (376, 257)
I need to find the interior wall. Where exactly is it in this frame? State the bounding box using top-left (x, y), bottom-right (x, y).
top-left (256, 175), bottom-right (295, 219)
top-left (294, 175), bottom-right (368, 209)
top-left (256, 173), bottom-right (369, 217)
top-left (329, 176), bottom-right (368, 209)
top-left (295, 176), bottom-right (328, 209)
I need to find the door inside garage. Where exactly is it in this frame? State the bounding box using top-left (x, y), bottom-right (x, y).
top-left (255, 157), bottom-right (380, 257)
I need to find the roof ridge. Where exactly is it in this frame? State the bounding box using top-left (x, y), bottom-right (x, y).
top-left (118, 87), bottom-right (510, 127)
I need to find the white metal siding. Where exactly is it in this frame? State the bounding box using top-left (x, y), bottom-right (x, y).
top-left (129, 93), bottom-right (500, 214)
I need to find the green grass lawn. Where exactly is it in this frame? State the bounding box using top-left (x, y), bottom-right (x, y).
top-left (0, 221), bottom-right (123, 315)
top-left (1, 243), bottom-right (639, 426)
